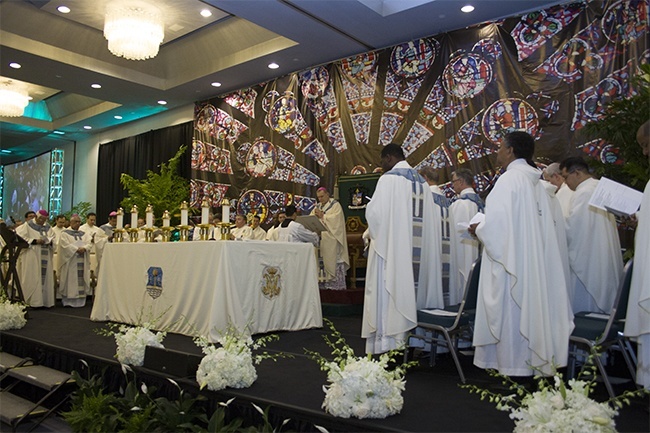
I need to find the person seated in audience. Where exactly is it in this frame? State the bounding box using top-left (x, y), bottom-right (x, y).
top-left (230, 214), bottom-right (253, 240)
top-left (249, 215), bottom-right (266, 240)
top-left (542, 162), bottom-right (574, 218)
top-left (447, 168), bottom-right (484, 306)
top-left (266, 211), bottom-right (286, 241)
top-left (277, 205), bottom-right (319, 246)
top-left (560, 156), bottom-right (623, 314)
top-left (57, 214), bottom-right (93, 307)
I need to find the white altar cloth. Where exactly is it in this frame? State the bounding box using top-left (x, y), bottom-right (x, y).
top-left (90, 241), bottom-right (322, 341)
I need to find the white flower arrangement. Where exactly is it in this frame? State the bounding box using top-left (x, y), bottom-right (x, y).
top-left (0, 297), bottom-right (27, 331)
top-left (462, 354), bottom-right (648, 433)
top-left (306, 319), bottom-right (416, 419)
top-left (194, 325), bottom-right (287, 391)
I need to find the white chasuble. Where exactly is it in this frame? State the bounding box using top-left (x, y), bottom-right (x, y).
top-left (58, 229), bottom-right (93, 307)
top-left (473, 160), bottom-right (574, 376)
top-left (312, 199), bottom-right (349, 281)
top-left (16, 221), bottom-right (55, 307)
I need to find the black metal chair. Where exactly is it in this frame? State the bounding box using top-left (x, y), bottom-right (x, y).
top-left (406, 257), bottom-right (481, 383)
top-left (568, 258), bottom-right (636, 398)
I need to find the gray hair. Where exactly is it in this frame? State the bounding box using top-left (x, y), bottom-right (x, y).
top-left (418, 166), bottom-right (439, 183)
top-left (543, 162), bottom-right (561, 177)
top-left (452, 168), bottom-right (474, 187)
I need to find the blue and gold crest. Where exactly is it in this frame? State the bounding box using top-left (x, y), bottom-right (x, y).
top-left (261, 266), bottom-right (281, 299)
top-left (146, 267), bottom-right (163, 299)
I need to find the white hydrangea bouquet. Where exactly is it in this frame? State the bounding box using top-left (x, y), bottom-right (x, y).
top-left (194, 325), bottom-right (288, 391)
top-left (305, 319), bottom-right (417, 419)
top-left (0, 294), bottom-right (27, 331)
top-left (96, 308), bottom-right (168, 366)
top-left (461, 354), bottom-right (648, 432)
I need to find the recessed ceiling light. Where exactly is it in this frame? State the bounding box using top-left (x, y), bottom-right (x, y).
top-left (53, 130), bottom-right (65, 135)
top-left (114, 115), bottom-right (123, 120)
top-left (461, 5), bottom-right (475, 13)
top-left (91, 83), bottom-right (102, 89)
top-left (200, 9), bottom-right (212, 17)
top-left (268, 62), bottom-right (280, 69)
top-left (157, 100), bottom-right (167, 105)
top-left (0, 149), bottom-right (12, 154)
top-left (9, 62), bottom-right (21, 69)
top-left (57, 6), bottom-right (71, 13)
top-left (211, 82), bottom-right (222, 87)
top-left (83, 125), bottom-right (92, 130)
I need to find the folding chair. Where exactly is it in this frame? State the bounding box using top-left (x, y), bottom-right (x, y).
top-left (406, 257), bottom-right (481, 383)
top-left (568, 258), bottom-right (636, 398)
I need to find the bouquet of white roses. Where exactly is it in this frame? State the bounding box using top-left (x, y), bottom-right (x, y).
top-left (462, 354), bottom-right (648, 432)
top-left (0, 297), bottom-right (27, 331)
top-left (306, 319), bottom-right (415, 419)
top-left (194, 325), bottom-right (285, 391)
top-left (112, 323), bottom-right (166, 366)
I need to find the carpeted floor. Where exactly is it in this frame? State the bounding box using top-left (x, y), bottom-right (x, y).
top-left (1, 301), bottom-right (648, 432)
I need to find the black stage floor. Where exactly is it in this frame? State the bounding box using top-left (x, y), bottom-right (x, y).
top-left (1, 302), bottom-right (648, 432)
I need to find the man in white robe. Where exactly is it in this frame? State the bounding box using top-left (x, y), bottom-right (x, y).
top-left (230, 214), bottom-right (253, 240)
top-left (470, 131), bottom-right (573, 376)
top-left (625, 119), bottom-right (650, 388)
top-left (79, 212), bottom-right (108, 278)
top-left (312, 187), bottom-right (349, 290)
top-left (249, 215), bottom-right (267, 240)
top-left (448, 168), bottom-right (484, 305)
top-left (57, 214), bottom-right (93, 307)
top-left (540, 179), bottom-right (571, 288)
top-left (560, 157), bottom-right (623, 313)
top-left (100, 211), bottom-right (117, 239)
top-left (16, 209), bottom-right (55, 307)
top-left (362, 144), bottom-right (443, 354)
top-left (266, 212), bottom-right (286, 241)
top-left (51, 214), bottom-right (67, 286)
top-left (277, 205), bottom-right (319, 246)
top-left (543, 162), bottom-right (574, 218)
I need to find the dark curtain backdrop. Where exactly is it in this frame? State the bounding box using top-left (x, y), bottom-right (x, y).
top-left (96, 122), bottom-right (193, 221)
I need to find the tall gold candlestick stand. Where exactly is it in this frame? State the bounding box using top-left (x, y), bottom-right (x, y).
top-left (127, 228), bottom-right (139, 243)
top-left (218, 222), bottom-right (232, 240)
top-left (178, 225), bottom-right (190, 242)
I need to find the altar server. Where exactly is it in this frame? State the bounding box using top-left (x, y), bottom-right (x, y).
top-left (249, 215), bottom-right (267, 240)
top-left (560, 157), bottom-right (623, 313)
top-left (16, 209), bottom-right (55, 307)
top-left (470, 131), bottom-right (573, 376)
top-left (277, 205), bottom-right (319, 246)
top-left (362, 143), bottom-right (443, 354)
top-left (312, 187), bottom-right (349, 290)
top-left (57, 214), bottom-right (93, 307)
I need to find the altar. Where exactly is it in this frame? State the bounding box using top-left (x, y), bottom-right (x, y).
top-left (90, 240), bottom-right (323, 341)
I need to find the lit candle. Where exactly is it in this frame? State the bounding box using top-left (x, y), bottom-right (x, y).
top-left (116, 208), bottom-right (124, 230)
top-left (145, 204), bottom-right (154, 228)
top-left (162, 210), bottom-right (170, 227)
top-left (222, 199), bottom-right (230, 224)
top-left (130, 205), bottom-right (138, 228)
top-left (180, 201), bottom-right (188, 226)
top-left (201, 199), bottom-right (209, 225)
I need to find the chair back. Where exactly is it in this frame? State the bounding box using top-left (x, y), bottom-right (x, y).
top-left (598, 258), bottom-right (634, 344)
top-left (463, 257), bottom-right (482, 312)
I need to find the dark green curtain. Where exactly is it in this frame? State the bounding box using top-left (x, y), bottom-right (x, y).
top-left (96, 121), bottom-right (193, 221)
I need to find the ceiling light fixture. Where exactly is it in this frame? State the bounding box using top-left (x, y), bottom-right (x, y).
top-left (0, 80), bottom-right (30, 117)
top-left (268, 62), bottom-right (280, 69)
top-left (211, 82), bottom-right (222, 87)
top-left (84, 126), bottom-right (92, 130)
top-left (57, 6), bottom-right (71, 13)
top-left (157, 100), bottom-right (167, 105)
top-left (91, 83), bottom-right (102, 89)
top-left (104, 0), bottom-right (164, 61)
top-left (461, 5), bottom-right (475, 13)
top-left (200, 9), bottom-right (212, 18)
top-left (114, 115), bottom-right (123, 119)
top-left (9, 63), bottom-right (21, 69)
top-left (53, 130), bottom-right (65, 135)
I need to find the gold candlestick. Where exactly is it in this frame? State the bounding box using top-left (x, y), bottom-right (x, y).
top-left (143, 227), bottom-right (155, 242)
top-left (113, 228), bottom-right (125, 243)
top-left (218, 222), bottom-right (232, 240)
top-left (177, 225), bottom-right (190, 242)
top-left (160, 226), bottom-right (173, 242)
top-left (127, 227), bottom-right (139, 243)
top-left (198, 224), bottom-right (211, 240)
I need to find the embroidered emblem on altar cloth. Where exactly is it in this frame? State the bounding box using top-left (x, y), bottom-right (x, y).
top-left (146, 267), bottom-right (163, 299)
top-left (261, 266), bottom-right (281, 299)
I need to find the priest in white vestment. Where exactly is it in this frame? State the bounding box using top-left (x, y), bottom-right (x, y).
top-left (230, 214), bottom-right (253, 240)
top-left (79, 212), bottom-right (108, 277)
top-left (543, 162), bottom-right (574, 218)
top-left (100, 211), bottom-right (117, 239)
top-left (51, 214), bottom-right (67, 285)
top-left (277, 205), bottom-right (319, 246)
top-left (312, 187), bottom-right (349, 290)
top-left (625, 120), bottom-right (650, 388)
top-left (540, 180), bottom-right (571, 288)
top-left (362, 144), bottom-right (443, 354)
top-left (266, 212), bottom-right (286, 241)
top-left (249, 215), bottom-right (267, 240)
top-left (448, 168), bottom-right (484, 305)
top-left (560, 157), bottom-right (623, 313)
top-left (470, 131), bottom-right (573, 376)
top-left (16, 209), bottom-right (56, 307)
top-left (57, 214), bottom-right (93, 307)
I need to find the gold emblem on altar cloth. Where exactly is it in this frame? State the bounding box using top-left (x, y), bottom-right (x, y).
top-left (146, 267), bottom-right (163, 299)
top-left (261, 266), bottom-right (281, 299)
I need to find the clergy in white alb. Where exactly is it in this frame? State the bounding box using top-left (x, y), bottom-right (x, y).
top-left (277, 205), bottom-right (319, 246)
top-left (624, 120), bottom-right (650, 388)
top-left (16, 209), bottom-right (56, 307)
top-left (265, 212), bottom-right (286, 241)
top-left (51, 214), bottom-right (67, 284)
top-left (447, 169), bottom-right (484, 305)
top-left (560, 157), bottom-right (623, 314)
top-left (79, 212), bottom-right (108, 279)
top-left (543, 162), bottom-right (574, 218)
top-left (230, 214), bottom-right (253, 240)
top-left (57, 214), bottom-right (93, 307)
top-left (540, 179), bottom-right (571, 288)
top-left (249, 215), bottom-right (267, 241)
top-left (100, 211), bottom-right (118, 239)
top-left (312, 187), bottom-right (349, 290)
top-left (471, 131), bottom-right (573, 377)
top-left (362, 144), bottom-right (443, 354)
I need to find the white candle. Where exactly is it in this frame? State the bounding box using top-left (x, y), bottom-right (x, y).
top-left (201, 204), bottom-right (209, 225)
top-left (130, 206), bottom-right (138, 228)
top-left (181, 208), bottom-right (188, 226)
top-left (116, 209), bottom-right (124, 230)
top-left (162, 211), bottom-right (170, 227)
top-left (222, 202), bottom-right (230, 224)
top-left (146, 212), bottom-right (153, 228)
